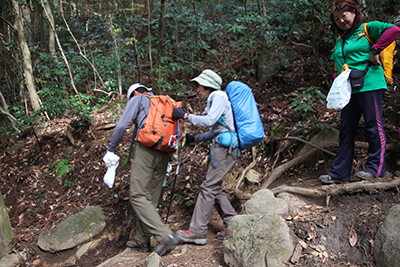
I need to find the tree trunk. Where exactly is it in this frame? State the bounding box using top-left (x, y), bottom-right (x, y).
top-left (108, 16), bottom-right (122, 97)
top-left (43, 0), bottom-right (67, 89)
top-left (32, 0), bottom-right (44, 50)
top-left (12, 0), bottom-right (41, 113)
top-left (146, 0), bottom-right (154, 90)
top-left (156, 0), bottom-right (166, 71)
top-left (41, 0), bottom-right (79, 95)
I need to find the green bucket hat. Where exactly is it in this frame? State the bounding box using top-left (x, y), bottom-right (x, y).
top-left (190, 69), bottom-right (222, 90)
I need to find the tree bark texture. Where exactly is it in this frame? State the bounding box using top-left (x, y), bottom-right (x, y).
top-left (12, 0), bottom-right (41, 113)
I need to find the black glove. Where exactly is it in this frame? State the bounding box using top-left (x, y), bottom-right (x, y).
top-left (173, 107), bottom-right (186, 119)
top-left (186, 134), bottom-right (195, 145)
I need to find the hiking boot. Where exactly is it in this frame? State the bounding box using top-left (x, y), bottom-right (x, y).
top-left (126, 239), bottom-right (151, 252)
top-left (176, 230), bottom-right (207, 245)
top-left (216, 226), bottom-right (227, 240)
top-left (319, 175), bottom-right (348, 185)
top-left (155, 234), bottom-right (180, 256)
top-left (355, 171), bottom-right (374, 180)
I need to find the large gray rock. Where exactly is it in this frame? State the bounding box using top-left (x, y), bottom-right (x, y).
top-left (223, 214), bottom-right (294, 267)
top-left (250, 189), bottom-right (274, 200)
top-left (37, 206), bottom-right (106, 252)
top-left (0, 253), bottom-right (26, 267)
top-left (243, 197), bottom-right (288, 217)
top-left (243, 189), bottom-right (288, 217)
top-left (0, 191), bottom-right (13, 258)
top-left (276, 192), bottom-right (307, 216)
top-left (374, 204), bottom-right (400, 267)
top-left (245, 169), bottom-right (262, 184)
top-left (143, 252), bottom-right (160, 267)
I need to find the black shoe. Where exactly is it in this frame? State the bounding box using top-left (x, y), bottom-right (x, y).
top-left (126, 239), bottom-right (151, 252)
top-left (155, 234), bottom-right (180, 256)
top-left (355, 171), bottom-right (374, 180)
top-left (319, 175), bottom-right (348, 185)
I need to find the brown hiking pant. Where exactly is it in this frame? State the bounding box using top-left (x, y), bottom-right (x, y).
top-left (189, 144), bottom-right (238, 235)
top-left (130, 142), bottom-right (172, 243)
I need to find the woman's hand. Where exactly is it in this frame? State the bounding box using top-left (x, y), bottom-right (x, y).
top-left (370, 53), bottom-right (382, 66)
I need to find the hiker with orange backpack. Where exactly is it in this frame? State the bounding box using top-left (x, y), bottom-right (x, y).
top-left (103, 83), bottom-right (179, 256)
top-left (172, 69), bottom-right (238, 244)
top-left (319, 0), bottom-right (400, 185)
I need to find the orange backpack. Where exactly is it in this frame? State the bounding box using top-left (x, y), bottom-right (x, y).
top-left (136, 94), bottom-right (183, 152)
top-left (362, 23), bottom-right (397, 85)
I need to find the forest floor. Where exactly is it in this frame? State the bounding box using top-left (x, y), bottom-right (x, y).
top-left (1, 53), bottom-right (400, 267)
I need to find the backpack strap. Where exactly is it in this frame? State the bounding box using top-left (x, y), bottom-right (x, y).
top-left (362, 23), bottom-right (376, 44)
top-left (128, 94), bottom-right (150, 160)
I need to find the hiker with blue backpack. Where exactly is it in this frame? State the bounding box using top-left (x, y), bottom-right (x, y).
top-left (319, 0), bottom-right (400, 185)
top-left (172, 69), bottom-right (239, 244)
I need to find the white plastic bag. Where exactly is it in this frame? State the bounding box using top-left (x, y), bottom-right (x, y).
top-left (103, 161), bottom-right (119, 188)
top-left (327, 69), bottom-right (352, 110)
top-left (103, 151), bottom-right (120, 188)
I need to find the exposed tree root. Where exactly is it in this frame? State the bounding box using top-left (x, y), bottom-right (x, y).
top-left (269, 136), bottom-right (336, 156)
top-left (234, 147), bottom-right (260, 200)
top-left (271, 177), bottom-right (400, 197)
top-left (260, 141), bottom-right (400, 190)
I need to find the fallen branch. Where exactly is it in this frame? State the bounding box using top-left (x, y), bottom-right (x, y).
top-left (271, 177), bottom-right (400, 197)
top-left (94, 123), bottom-right (117, 131)
top-left (93, 89), bottom-right (119, 97)
top-left (66, 130), bottom-right (76, 147)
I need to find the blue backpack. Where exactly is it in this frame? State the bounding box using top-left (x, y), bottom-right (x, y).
top-left (226, 81), bottom-right (264, 150)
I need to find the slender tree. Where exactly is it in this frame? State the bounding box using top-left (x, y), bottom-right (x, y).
top-left (108, 15), bottom-right (123, 97)
top-left (11, 0), bottom-right (41, 114)
top-left (41, 0), bottom-right (79, 95)
top-left (147, 0), bottom-right (154, 90)
top-left (156, 0), bottom-right (166, 72)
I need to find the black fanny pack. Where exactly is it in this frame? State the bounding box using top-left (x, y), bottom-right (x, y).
top-left (340, 35), bottom-right (370, 90)
top-left (349, 69), bottom-right (366, 90)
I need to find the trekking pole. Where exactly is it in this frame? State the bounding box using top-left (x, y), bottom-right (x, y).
top-left (165, 139), bottom-right (185, 224)
top-left (157, 162), bottom-right (172, 212)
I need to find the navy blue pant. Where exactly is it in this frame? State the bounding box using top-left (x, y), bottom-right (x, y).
top-left (329, 90), bottom-right (386, 181)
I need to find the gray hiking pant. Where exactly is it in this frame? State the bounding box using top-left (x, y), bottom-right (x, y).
top-left (189, 144), bottom-right (238, 235)
top-left (130, 142), bottom-right (172, 243)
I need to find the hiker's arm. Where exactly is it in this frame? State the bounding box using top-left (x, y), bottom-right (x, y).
top-left (333, 61), bottom-right (338, 80)
top-left (194, 129), bottom-right (216, 142)
top-left (107, 97), bottom-right (142, 152)
top-left (187, 95), bottom-right (226, 127)
top-left (369, 26), bottom-right (400, 66)
top-left (371, 25), bottom-right (400, 52)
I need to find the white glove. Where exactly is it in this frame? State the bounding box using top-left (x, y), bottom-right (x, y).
top-left (103, 151), bottom-right (120, 188)
top-left (103, 151), bottom-right (120, 167)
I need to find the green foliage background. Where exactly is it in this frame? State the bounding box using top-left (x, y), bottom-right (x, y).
top-left (0, 0), bottom-right (399, 146)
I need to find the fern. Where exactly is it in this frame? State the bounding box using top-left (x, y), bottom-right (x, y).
top-left (50, 158), bottom-right (75, 180)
